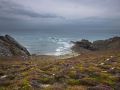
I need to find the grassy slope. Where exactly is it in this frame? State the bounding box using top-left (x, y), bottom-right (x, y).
top-left (0, 50), bottom-right (120, 90)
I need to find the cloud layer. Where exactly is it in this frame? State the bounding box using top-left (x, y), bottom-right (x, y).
top-left (1, 0), bottom-right (120, 20)
top-left (0, 0), bottom-right (120, 33)
top-left (0, 0), bottom-right (59, 20)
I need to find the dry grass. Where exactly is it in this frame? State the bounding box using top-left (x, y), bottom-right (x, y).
top-left (0, 50), bottom-right (120, 90)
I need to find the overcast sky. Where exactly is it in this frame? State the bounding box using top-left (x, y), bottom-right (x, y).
top-left (0, 0), bottom-right (120, 33)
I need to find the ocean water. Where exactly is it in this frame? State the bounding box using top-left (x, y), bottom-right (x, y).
top-left (13, 33), bottom-right (76, 56)
top-left (1, 31), bottom-right (119, 56)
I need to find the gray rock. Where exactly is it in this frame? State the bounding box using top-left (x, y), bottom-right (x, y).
top-left (71, 39), bottom-right (94, 53)
top-left (0, 34), bottom-right (30, 57)
top-left (0, 42), bottom-right (13, 56)
top-left (72, 37), bottom-right (120, 52)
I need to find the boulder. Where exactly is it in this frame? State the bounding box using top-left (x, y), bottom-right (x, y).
top-left (71, 39), bottom-right (95, 52)
top-left (0, 34), bottom-right (30, 57)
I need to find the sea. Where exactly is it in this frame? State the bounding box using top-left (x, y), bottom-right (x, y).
top-left (1, 31), bottom-right (119, 56)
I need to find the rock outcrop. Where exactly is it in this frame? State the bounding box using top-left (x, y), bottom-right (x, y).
top-left (71, 39), bottom-right (93, 53)
top-left (72, 36), bottom-right (120, 52)
top-left (0, 35), bottom-right (30, 57)
top-left (92, 37), bottom-right (120, 50)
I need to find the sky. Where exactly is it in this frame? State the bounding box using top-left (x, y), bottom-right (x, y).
top-left (0, 0), bottom-right (120, 33)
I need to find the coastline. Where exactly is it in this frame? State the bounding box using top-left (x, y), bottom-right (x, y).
top-left (30, 51), bottom-right (80, 60)
top-left (0, 36), bottom-right (120, 90)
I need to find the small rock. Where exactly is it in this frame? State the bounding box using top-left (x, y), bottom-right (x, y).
top-left (41, 84), bottom-right (50, 88)
top-left (0, 75), bottom-right (7, 79)
top-left (110, 56), bottom-right (113, 58)
top-left (52, 74), bottom-right (55, 76)
top-left (111, 67), bottom-right (115, 70)
top-left (71, 66), bottom-right (74, 69)
top-left (100, 63), bottom-right (104, 65)
top-left (101, 71), bottom-right (107, 73)
top-left (106, 58), bottom-right (110, 61)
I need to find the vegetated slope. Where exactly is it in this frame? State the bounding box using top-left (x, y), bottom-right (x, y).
top-left (0, 50), bottom-right (120, 90)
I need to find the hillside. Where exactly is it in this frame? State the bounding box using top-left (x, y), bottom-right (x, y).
top-left (0, 51), bottom-right (120, 90)
top-left (0, 36), bottom-right (120, 90)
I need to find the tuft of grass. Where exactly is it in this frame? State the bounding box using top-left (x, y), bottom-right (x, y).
top-left (91, 72), bottom-right (117, 86)
top-left (38, 77), bottom-right (55, 84)
top-left (0, 87), bottom-right (5, 90)
top-left (66, 79), bottom-right (80, 85)
top-left (68, 70), bottom-right (77, 79)
top-left (79, 77), bottom-right (98, 86)
top-left (19, 79), bottom-right (32, 90)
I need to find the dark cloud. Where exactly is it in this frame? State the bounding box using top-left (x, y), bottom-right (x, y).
top-left (0, 0), bottom-right (120, 34)
top-left (0, 0), bottom-right (59, 19)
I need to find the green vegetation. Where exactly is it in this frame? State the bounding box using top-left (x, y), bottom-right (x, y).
top-left (0, 50), bottom-right (120, 90)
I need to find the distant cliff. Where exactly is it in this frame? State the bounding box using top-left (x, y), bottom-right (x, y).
top-left (0, 35), bottom-right (30, 57)
top-left (72, 37), bottom-right (120, 53)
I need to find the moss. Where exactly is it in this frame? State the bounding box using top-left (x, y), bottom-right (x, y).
top-left (49, 66), bottom-right (60, 72)
top-left (0, 87), bottom-right (5, 90)
top-left (79, 77), bottom-right (98, 86)
top-left (75, 64), bottom-right (84, 72)
top-left (87, 66), bottom-right (100, 72)
top-left (19, 79), bottom-right (32, 90)
top-left (67, 70), bottom-right (77, 79)
top-left (91, 72), bottom-right (117, 86)
top-left (0, 50), bottom-right (120, 89)
top-left (66, 79), bottom-right (80, 85)
top-left (38, 77), bottom-right (55, 84)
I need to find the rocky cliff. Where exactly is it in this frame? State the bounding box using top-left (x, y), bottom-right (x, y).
top-left (0, 35), bottom-right (30, 57)
top-left (72, 36), bottom-right (120, 53)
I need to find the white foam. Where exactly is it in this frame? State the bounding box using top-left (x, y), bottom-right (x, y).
top-left (14, 35), bottom-right (74, 56)
top-left (53, 40), bottom-right (74, 56)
